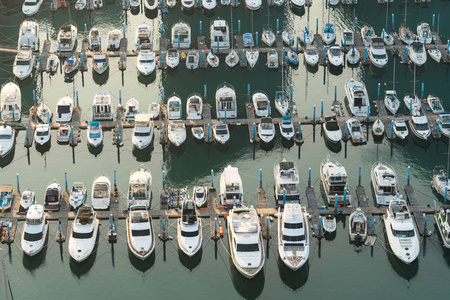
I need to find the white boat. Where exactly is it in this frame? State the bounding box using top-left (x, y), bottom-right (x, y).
top-left (403, 91), bottom-right (421, 112)
top-left (127, 167), bottom-right (152, 208)
top-left (191, 126), bottom-right (204, 141)
top-left (220, 165), bottom-right (243, 206)
top-left (89, 28), bottom-right (101, 51)
top-left (246, 49), bottom-right (259, 68)
top-left (361, 26), bottom-right (376, 47)
top-left (245, 0), bottom-right (261, 10)
top-left (93, 0), bottom-right (103, 8)
top-left (342, 28), bottom-right (354, 46)
top-left (278, 203), bottom-right (309, 270)
top-left (92, 91), bottom-right (113, 121)
top-left (135, 23), bottom-right (153, 50)
top-left (69, 206), bottom-right (99, 263)
top-left (346, 46), bottom-right (360, 65)
top-left (193, 185), bottom-right (207, 207)
top-left (213, 123), bottom-right (230, 144)
top-left (225, 50), bottom-right (239, 68)
top-left (91, 175), bottom-right (111, 210)
top-left (273, 0), bottom-right (283, 6)
top-left (34, 124), bottom-right (50, 146)
top-left (202, 0), bottom-right (217, 10)
top-left (144, 0), bottom-right (158, 10)
top-left (127, 205), bottom-right (155, 260)
top-left (75, 0), bottom-right (87, 10)
top-left (322, 24), bottom-right (336, 45)
top-left (290, 0), bottom-right (305, 9)
top-left (329, 0), bottom-right (339, 4)
top-left (323, 215), bottom-right (337, 233)
top-left (207, 51), bottom-right (219, 68)
top-left (274, 159), bottom-right (300, 204)
top-left (178, 198), bottom-right (202, 256)
top-left (258, 117), bottom-right (275, 143)
top-left (345, 78), bottom-right (369, 117)
top-left (262, 26), bottom-right (276, 47)
top-left (87, 121), bottom-right (103, 148)
top-left (417, 22), bottom-right (432, 44)
top-left (349, 208), bottom-right (367, 242)
top-left (435, 206), bottom-right (450, 248)
top-left (221, 0), bottom-right (231, 4)
top-left (168, 121), bottom-right (186, 147)
top-left (92, 52), bottom-right (109, 74)
top-left (44, 180), bottom-right (61, 211)
top-left (181, 0), bottom-right (195, 9)
top-left (267, 49), bottom-right (279, 69)
top-left (279, 116), bottom-right (294, 140)
top-left (320, 158), bottom-right (351, 205)
top-left (57, 24), bottom-right (77, 52)
top-left (323, 117), bottom-right (342, 143)
top-left (125, 98), bottom-right (139, 122)
top-left (368, 38), bottom-right (388, 68)
top-left (167, 95), bottom-right (182, 120)
top-left (20, 189), bottom-right (35, 210)
top-left (216, 82), bottom-right (237, 119)
top-left (166, 0), bottom-right (177, 8)
top-left (149, 102), bottom-right (160, 119)
top-left (21, 204), bottom-right (48, 256)
top-left (346, 118), bottom-right (366, 144)
top-left (18, 20), bottom-right (39, 51)
top-left (383, 199), bottom-right (419, 264)
top-left (171, 21), bottom-right (191, 49)
top-left (428, 46), bottom-right (442, 63)
top-left (166, 49), bottom-right (180, 69)
top-left (399, 26), bottom-right (415, 45)
top-left (381, 29), bottom-right (394, 46)
top-left (372, 118), bottom-right (384, 137)
top-left (252, 92), bottom-right (270, 117)
top-left (107, 29), bottom-right (121, 51)
top-left (227, 206), bottom-right (264, 278)
top-left (371, 162), bottom-right (401, 205)
top-left (298, 27), bottom-right (314, 45)
top-left (63, 52), bottom-right (79, 75)
top-left (304, 45), bottom-right (319, 66)
top-left (409, 109), bottom-right (430, 140)
top-left (1, 80), bottom-right (21, 122)
top-left (46, 54), bottom-right (58, 73)
top-left (210, 19), bottom-right (230, 49)
top-left (274, 91), bottom-right (289, 115)
top-left (186, 94), bottom-right (203, 120)
top-left (437, 114), bottom-right (450, 138)
top-left (384, 90), bottom-right (400, 115)
top-left (22, 0), bottom-right (43, 16)
top-left (427, 95), bottom-right (444, 114)
top-left (327, 44), bottom-right (343, 67)
top-left (69, 182), bottom-right (86, 209)
top-left (407, 41), bottom-right (427, 67)
top-left (57, 124), bottom-right (70, 143)
top-left (0, 125), bottom-right (15, 158)
top-left (137, 50), bottom-right (156, 76)
top-left (393, 119), bottom-right (409, 139)
top-left (282, 28), bottom-right (294, 46)
top-left (186, 51), bottom-right (199, 70)
top-left (132, 114), bottom-right (154, 150)
top-left (56, 96), bottom-right (74, 123)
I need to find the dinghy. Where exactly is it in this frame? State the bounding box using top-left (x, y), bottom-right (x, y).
top-left (69, 182), bottom-right (86, 209)
top-left (213, 123), bottom-right (230, 144)
top-left (279, 116), bottom-right (294, 140)
top-left (372, 118), bottom-right (385, 137)
top-left (393, 119), bottom-right (409, 140)
top-left (304, 45), bottom-right (319, 66)
top-left (20, 190), bottom-right (35, 210)
top-left (193, 186), bottom-right (207, 207)
top-left (191, 126), bottom-right (204, 141)
top-left (323, 215), bottom-right (336, 233)
top-left (323, 117), bottom-right (342, 143)
top-left (361, 26), bottom-right (376, 47)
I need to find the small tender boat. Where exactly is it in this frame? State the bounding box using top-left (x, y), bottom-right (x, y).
top-left (226, 50), bottom-right (239, 68)
top-left (399, 26), bottom-right (415, 45)
top-left (44, 180), bottom-right (61, 211)
top-left (279, 116), bottom-right (294, 140)
top-left (63, 52), bottom-right (79, 75)
top-left (132, 114), bottom-right (154, 150)
top-left (211, 19), bottom-right (230, 49)
top-left (22, 0), bottom-right (43, 16)
top-left (245, 0), bottom-right (262, 10)
top-left (361, 26), bottom-right (376, 47)
top-left (57, 23), bottom-right (78, 52)
top-left (69, 206), bottom-right (99, 263)
top-left (393, 119), bottom-right (409, 139)
top-left (149, 102), bottom-right (160, 119)
top-left (322, 24), bottom-right (336, 45)
top-left (75, 0), bottom-right (87, 10)
top-left (320, 158), bottom-right (351, 205)
top-left (87, 121), bottom-right (103, 148)
top-left (91, 175), bottom-right (111, 210)
top-left (342, 28), bottom-right (354, 46)
top-left (274, 159), bottom-right (300, 204)
top-left (13, 47), bottom-right (34, 80)
top-left (213, 123), bottom-right (230, 144)
top-left (191, 126), bottom-right (204, 141)
top-left (409, 109), bottom-right (431, 141)
top-left (137, 50), bottom-right (156, 76)
top-left (193, 185), bottom-right (207, 207)
top-left (37, 102), bottom-right (52, 123)
top-left (435, 206), bottom-right (450, 248)
top-left (262, 26), bottom-right (276, 47)
top-left (368, 38), bottom-right (388, 68)
top-left (258, 117), bottom-right (275, 143)
top-left (282, 28), bottom-right (294, 46)
top-left (274, 91), bottom-right (289, 115)
top-left (127, 205), bottom-right (155, 260)
top-left (1, 80), bottom-right (21, 122)
top-left (323, 117), bottom-right (342, 143)
top-left (166, 0), bottom-right (177, 7)
top-left (427, 95), bottom-right (444, 114)
top-left (327, 44), bottom-right (343, 67)
top-left (246, 49), bottom-right (259, 68)
top-left (17, 20), bottom-right (39, 51)
top-left (135, 23), bottom-right (153, 50)
top-left (34, 124), bottom-right (51, 146)
top-left (125, 98), bottom-right (139, 122)
top-left (186, 94), bottom-right (203, 120)
top-left (220, 165), bottom-right (244, 206)
top-left (21, 204), bottom-right (48, 256)
top-left (168, 121), bottom-right (186, 147)
top-left (202, 0), bottom-right (217, 10)
top-left (167, 95), bottom-right (182, 120)
top-left (57, 124), bottom-right (70, 143)
top-left (346, 45), bottom-right (360, 65)
top-left (372, 118), bottom-right (385, 137)
top-left (403, 91), bottom-right (421, 112)
top-left (407, 41), bottom-right (427, 67)
top-left (243, 33), bottom-right (254, 48)
top-left (253, 91), bottom-right (270, 117)
top-left (69, 182), bottom-right (86, 209)
top-left (278, 203), bottom-right (309, 270)
top-left (384, 90), bottom-right (400, 115)
top-left (371, 162), bottom-right (401, 205)
top-left (186, 51), bottom-right (199, 70)
top-left (298, 27), bottom-right (314, 45)
top-left (56, 96), bottom-right (74, 123)
top-left (178, 198), bottom-right (202, 256)
top-left (286, 49), bottom-right (299, 66)
top-left (349, 208), bottom-right (367, 242)
top-left (89, 27), bottom-right (101, 51)
top-left (323, 215), bottom-right (337, 233)
top-left (345, 78), bottom-right (369, 117)
top-left (0, 185), bottom-right (13, 211)
top-left (144, 0), bottom-right (158, 10)
top-left (0, 125), bottom-right (15, 158)
top-left (417, 22), bottom-right (432, 44)
top-left (127, 167), bottom-right (152, 208)
top-left (92, 52), bottom-right (109, 74)
top-left (207, 51), bottom-right (219, 68)
top-left (304, 45), bottom-right (319, 66)
top-left (107, 29), bottom-right (121, 51)
top-left (166, 48), bottom-right (180, 69)
top-left (46, 54), bottom-right (58, 73)
top-left (93, 0), bottom-right (103, 8)
top-left (171, 21), bottom-right (191, 49)
top-left (428, 46), bottom-right (442, 63)
top-left (346, 118), bottom-right (367, 144)
top-left (437, 114), bottom-right (450, 138)
top-left (20, 189), bottom-right (35, 210)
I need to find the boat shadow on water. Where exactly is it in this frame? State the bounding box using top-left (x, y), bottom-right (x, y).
top-left (305, 62), bottom-right (319, 74)
top-left (144, 9), bottom-right (159, 20)
top-left (168, 142), bottom-right (187, 156)
top-left (35, 141), bottom-right (51, 155)
top-left (280, 137), bottom-right (295, 149)
top-left (410, 135), bottom-right (431, 149)
top-left (22, 232), bottom-right (49, 271)
top-left (230, 260), bottom-right (265, 300)
top-left (137, 69), bottom-right (156, 86)
top-left (260, 141), bottom-right (275, 152)
top-left (88, 143), bottom-right (104, 157)
top-left (214, 141), bottom-right (230, 151)
top-left (328, 65), bottom-right (343, 76)
top-left (277, 257), bottom-right (309, 292)
top-left (290, 5), bottom-right (305, 17)
top-left (0, 147), bottom-right (15, 168)
top-left (93, 69), bottom-right (109, 86)
top-left (69, 231), bottom-right (100, 278)
top-left (324, 136), bottom-right (342, 153)
top-left (128, 248), bottom-right (156, 274)
top-left (132, 143), bottom-right (154, 162)
top-left (181, 7), bottom-right (195, 17)
top-left (178, 247), bottom-right (202, 272)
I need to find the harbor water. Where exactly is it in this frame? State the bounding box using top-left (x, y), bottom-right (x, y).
top-left (1, 0), bottom-right (450, 299)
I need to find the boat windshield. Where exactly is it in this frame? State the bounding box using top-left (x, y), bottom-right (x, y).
top-left (330, 48), bottom-right (341, 56)
top-left (93, 184), bottom-right (108, 198)
top-left (16, 60), bottom-right (31, 66)
top-left (73, 229), bottom-right (94, 239)
top-left (236, 243), bottom-right (259, 252)
top-left (24, 0), bottom-right (38, 5)
top-left (181, 230), bottom-right (199, 237)
top-left (58, 105), bottom-right (71, 114)
top-left (378, 186), bottom-right (396, 195)
top-left (27, 218), bottom-right (42, 225)
top-left (24, 231), bottom-right (43, 241)
top-left (89, 132), bottom-right (101, 138)
top-left (36, 131), bottom-right (49, 136)
top-left (216, 128), bottom-right (228, 135)
top-left (283, 234), bottom-right (305, 242)
top-left (0, 134), bottom-right (12, 139)
top-left (196, 192), bottom-right (204, 198)
top-left (392, 228), bottom-right (415, 238)
top-left (282, 126), bottom-right (293, 133)
top-left (306, 49), bottom-right (317, 55)
top-left (414, 123), bottom-right (429, 131)
top-left (132, 229), bottom-right (150, 236)
top-left (396, 125), bottom-right (407, 131)
top-left (256, 101), bottom-right (268, 110)
top-left (134, 131), bottom-right (150, 137)
top-left (372, 54), bottom-right (386, 59)
top-left (284, 222), bottom-right (303, 229)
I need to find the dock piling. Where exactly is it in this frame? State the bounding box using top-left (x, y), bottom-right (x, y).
top-left (432, 14), bottom-right (435, 30)
top-left (84, 24), bottom-right (87, 37)
top-left (334, 194), bottom-right (338, 213)
top-left (391, 14), bottom-right (394, 29)
top-left (259, 169), bottom-right (262, 188)
top-left (114, 170), bottom-right (118, 193)
top-left (211, 169), bottom-right (214, 187)
top-left (313, 105), bottom-right (316, 122)
top-left (421, 82), bottom-right (424, 99)
top-left (253, 123), bottom-right (256, 140)
top-left (321, 100), bottom-right (323, 118)
top-left (162, 170), bottom-right (165, 189)
top-left (316, 18), bottom-right (318, 34)
top-left (162, 124), bottom-right (165, 141)
top-left (58, 221), bottom-right (62, 241)
top-left (16, 173), bottom-right (20, 193)
top-left (199, 21), bottom-right (202, 35)
top-left (64, 172), bottom-right (68, 191)
top-left (377, 83), bottom-right (380, 99)
top-left (119, 89), bottom-right (122, 105)
top-left (283, 189), bottom-right (286, 205)
top-left (344, 35), bottom-right (346, 48)
top-left (354, 17), bottom-right (357, 31)
top-left (290, 84), bottom-right (293, 100)
top-left (358, 167), bottom-right (361, 186)
top-left (256, 32), bottom-right (258, 47)
top-left (12, 107), bottom-right (15, 121)
top-left (238, 20), bottom-right (240, 34)
top-left (424, 213), bottom-right (427, 235)
top-left (391, 120), bottom-right (394, 136)
top-left (308, 168), bottom-right (311, 187)
top-left (123, 24), bottom-right (126, 38)
top-left (204, 84), bottom-right (207, 98)
top-left (344, 187), bottom-right (347, 205)
top-left (445, 187), bottom-right (448, 202)
top-left (33, 90), bottom-right (36, 105)
top-left (334, 84), bottom-right (337, 101)
top-left (46, 24), bottom-right (49, 40)
top-left (276, 19), bottom-right (279, 34)
top-left (39, 54), bottom-right (42, 69)
top-left (407, 166), bottom-right (411, 185)
top-left (437, 119), bottom-right (440, 135)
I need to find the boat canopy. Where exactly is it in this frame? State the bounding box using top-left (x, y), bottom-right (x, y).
top-left (45, 188), bottom-right (59, 202)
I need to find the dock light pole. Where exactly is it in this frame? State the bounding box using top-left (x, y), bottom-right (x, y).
top-left (283, 188), bottom-right (286, 205)
top-left (119, 89), bottom-right (122, 105)
top-left (162, 170), bottom-right (165, 189)
top-left (64, 172), bottom-right (68, 191)
top-left (343, 187), bottom-right (347, 206)
top-left (276, 19), bottom-right (279, 34)
top-left (308, 168), bottom-right (311, 187)
top-left (313, 105), bottom-right (316, 122)
top-left (391, 120), bottom-right (394, 136)
top-left (354, 17), bottom-right (357, 31)
top-left (290, 84), bottom-right (293, 101)
top-left (358, 167), bottom-right (361, 186)
top-left (377, 83), bottom-right (380, 99)
top-left (334, 84), bottom-right (337, 101)
top-left (298, 122), bottom-right (301, 139)
top-left (392, 14), bottom-right (394, 30)
top-left (211, 169), bottom-right (214, 187)
top-left (321, 100), bottom-right (324, 118)
top-left (123, 24), bottom-right (126, 38)
top-left (334, 194), bottom-right (338, 212)
top-left (437, 119), bottom-right (440, 135)
top-left (233, 196), bottom-right (236, 207)
top-left (259, 169), bottom-right (262, 188)
top-left (445, 187), bottom-right (448, 203)
top-left (421, 83), bottom-right (424, 99)
top-left (33, 90), bottom-right (36, 105)
top-left (255, 32), bottom-right (258, 47)
top-left (162, 124), bottom-right (165, 141)
top-left (407, 166), bottom-right (411, 185)
top-left (316, 18), bottom-right (318, 34)
top-left (199, 21), bottom-right (202, 35)
top-left (238, 20), bottom-right (240, 34)
top-left (204, 84), bottom-right (207, 98)
top-left (76, 90), bottom-right (79, 106)
top-left (253, 123), bottom-right (256, 140)
top-left (207, 124), bottom-right (210, 140)
top-left (84, 24), bottom-right (87, 37)
top-left (46, 24), bottom-right (49, 40)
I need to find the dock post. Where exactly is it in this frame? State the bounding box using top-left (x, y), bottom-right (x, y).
top-left (16, 173), bottom-right (20, 193)
top-left (84, 24), bottom-right (87, 37)
top-left (298, 122), bottom-right (301, 138)
top-left (437, 119), bottom-right (440, 135)
top-left (39, 54), bottom-right (42, 69)
top-left (161, 23), bottom-right (163, 35)
top-left (99, 37), bottom-right (102, 50)
top-left (319, 215), bottom-right (322, 233)
top-left (202, 50), bottom-right (205, 65)
top-left (12, 107), bottom-right (15, 122)
top-left (303, 31), bottom-right (306, 44)
top-left (358, 167), bottom-right (361, 186)
top-left (445, 187), bottom-right (448, 202)
top-left (253, 123), bottom-right (256, 140)
top-left (58, 220), bottom-right (62, 240)
top-left (334, 194), bottom-right (338, 213)
top-left (116, 125), bottom-right (120, 142)
top-left (114, 170), bottom-right (117, 192)
top-left (283, 188), bottom-right (286, 205)
top-left (224, 108), bottom-right (227, 122)
top-left (119, 89), bottom-right (122, 105)
top-left (255, 32), bottom-right (258, 47)
top-left (308, 168), bottom-right (311, 187)
top-left (46, 24), bottom-right (49, 40)
top-left (123, 24), bottom-right (126, 38)
top-left (162, 218), bottom-right (166, 236)
top-left (405, 47), bottom-right (408, 62)
top-left (421, 83), bottom-right (424, 99)
top-left (233, 196), bottom-right (236, 207)
top-left (214, 217), bottom-right (217, 239)
top-left (334, 84), bottom-right (337, 100)
top-left (208, 124), bottom-right (210, 140)
top-left (391, 120), bottom-right (394, 136)
top-left (313, 105), bottom-right (316, 122)
top-left (448, 40), bottom-right (449, 54)
top-left (71, 126), bottom-right (74, 144)
top-left (354, 17), bottom-right (357, 31)
top-left (204, 84), bottom-right (207, 98)
top-left (365, 47), bottom-right (368, 61)
top-left (276, 19), bottom-right (279, 34)
top-left (211, 169), bottom-right (214, 187)
top-left (199, 21), bottom-right (202, 35)
top-left (33, 90), bottom-right (36, 105)
top-left (321, 100), bottom-right (323, 118)
top-left (178, 34), bottom-right (180, 48)
top-left (64, 172), bottom-right (68, 191)
top-left (344, 35), bottom-right (346, 48)
top-left (238, 20), bottom-right (240, 34)
top-left (162, 124), bottom-right (165, 141)
top-left (343, 187), bottom-right (347, 206)
top-left (110, 214), bottom-right (114, 231)
top-left (283, 47), bottom-right (286, 62)
top-left (324, 47), bottom-right (326, 62)
top-left (316, 18), bottom-right (318, 34)
top-left (26, 127), bottom-right (29, 144)
top-left (137, 39), bottom-right (140, 51)
top-left (372, 216), bottom-right (375, 233)
top-left (247, 84), bottom-right (250, 98)
top-left (345, 121), bottom-right (348, 138)
top-left (76, 90), bottom-right (79, 106)
top-left (259, 169), bottom-right (262, 188)
top-left (162, 170), bottom-right (165, 189)
top-left (424, 33), bottom-right (427, 45)
top-left (81, 53), bottom-right (84, 70)
top-left (410, 98), bottom-right (412, 112)
top-left (367, 105), bottom-right (370, 120)
top-left (290, 84), bottom-right (293, 100)
top-left (424, 214), bottom-right (427, 235)
top-left (120, 53), bottom-right (123, 69)
top-left (407, 166), bottom-right (411, 185)
top-left (432, 14), bottom-right (435, 30)
top-left (266, 216), bottom-right (270, 238)
top-left (382, 30), bottom-right (385, 42)
top-left (377, 83), bottom-right (380, 99)
top-left (391, 14), bottom-right (394, 30)
top-left (162, 87), bottom-right (164, 102)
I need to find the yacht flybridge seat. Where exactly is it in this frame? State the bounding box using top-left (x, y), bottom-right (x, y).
top-left (182, 202), bottom-right (197, 224)
top-left (78, 206), bottom-right (94, 225)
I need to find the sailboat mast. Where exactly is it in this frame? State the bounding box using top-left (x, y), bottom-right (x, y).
top-left (393, 57), bottom-right (396, 90)
top-left (385, 1), bottom-right (389, 29)
top-left (230, 6), bottom-right (233, 50)
top-left (404, 0), bottom-right (407, 26)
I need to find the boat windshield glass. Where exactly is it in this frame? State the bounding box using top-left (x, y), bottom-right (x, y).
top-left (27, 218), bottom-right (42, 225)
top-left (58, 105), bottom-right (71, 114)
top-left (392, 229), bottom-right (415, 238)
top-left (134, 131), bottom-right (150, 137)
top-left (282, 126), bottom-right (293, 133)
top-left (196, 192), bottom-right (204, 198)
top-left (93, 184), bottom-right (108, 198)
top-left (284, 222), bottom-right (303, 229)
top-left (73, 229), bottom-right (94, 239)
top-left (216, 128), bottom-right (228, 135)
top-left (24, 1), bottom-right (38, 5)
top-left (379, 186), bottom-right (395, 195)
top-left (132, 229), bottom-right (150, 236)
top-left (36, 130), bottom-right (48, 136)
top-left (396, 125), bottom-right (407, 131)
top-left (181, 230), bottom-right (199, 237)
top-left (90, 132), bottom-right (101, 138)
top-left (329, 185), bottom-right (346, 194)
top-left (330, 48), bottom-right (341, 56)
top-left (236, 243), bottom-right (259, 252)
top-left (283, 234), bottom-right (305, 241)
top-left (0, 134), bottom-right (11, 139)
top-left (373, 54), bottom-right (386, 59)
top-left (24, 231), bottom-right (43, 241)
top-left (306, 49), bottom-right (317, 55)
top-left (257, 101), bottom-right (268, 110)
top-left (16, 60), bottom-right (31, 66)
top-left (415, 123), bottom-right (429, 131)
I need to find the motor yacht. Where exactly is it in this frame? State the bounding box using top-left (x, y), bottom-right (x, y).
top-left (127, 205), bottom-right (155, 260)
top-left (87, 121), bottom-right (103, 148)
top-left (258, 117), bottom-right (275, 143)
top-left (34, 124), bottom-right (51, 146)
top-left (171, 21), bottom-right (191, 49)
top-left (1, 80), bottom-right (21, 122)
top-left (168, 121), bottom-right (186, 147)
top-left (69, 182), bottom-right (86, 209)
top-left (56, 96), bottom-right (74, 123)
top-left (132, 114), bottom-right (154, 150)
top-left (127, 167), bottom-right (152, 208)
top-left (320, 158), bottom-right (351, 205)
top-left (345, 78), bottom-right (369, 117)
top-left (69, 206), bottom-right (99, 262)
top-left (178, 199), bottom-right (202, 256)
top-left (21, 204), bottom-right (48, 256)
top-left (213, 123), bottom-right (230, 144)
top-left (371, 162), bottom-right (401, 205)
top-left (91, 175), bottom-right (111, 210)
top-left (274, 159), bottom-right (300, 204)
top-left (0, 125), bottom-right (15, 158)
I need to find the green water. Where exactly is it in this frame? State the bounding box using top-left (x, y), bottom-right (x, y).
top-left (1, 0), bottom-right (450, 299)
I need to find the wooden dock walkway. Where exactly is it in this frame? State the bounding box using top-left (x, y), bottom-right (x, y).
top-left (404, 184), bottom-right (430, 236)
top-left (375, 100), bottom-right (395, 140)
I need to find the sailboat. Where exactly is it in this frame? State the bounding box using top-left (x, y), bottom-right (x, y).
top-left (382, 1), bottom-right (394, 45)
top-left (403, 64), bottom-right (421, 113)
top-left (399, 0), bottom-right (415, 45)
top-left (246, 10), bottom-right (259, 68)
top-left (226, 7), bottom-right (239, 68)
top-left (322, 2), bottom-right (336, 45)
top-left (428, 14), bottom-right (442, 63)
top-left (274, 53), bottom-right (289, 115)
top-left (432, 142), bottom-right (450, 199)
top-left (262, 6), bottom-right (275, 47)
top-left (384, 57), bottom-right (400, 115)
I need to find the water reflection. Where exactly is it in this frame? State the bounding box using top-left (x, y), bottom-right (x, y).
top-left (93, 69), bottom-right (110, 86)
top-left (178, 247), bottom-right (202, 271)
top-left (230, 260), bottom-right (265, 300)
top-left (36, 141), bottom-right (51, 155)
top-left (138, 70), bottom-right (157, 86)
top-left (22, 233), bottom-right (49, 271)
top-left (128, 248), bottom-right (156, 275)
top-left (88, 143), bottom-right (104, 157)
top-left (0, 146), bottom-right (15, 168)
top-left (277, 257), bottom-right (309, 292)
top-left (132, 143), bottom-right (154, 162)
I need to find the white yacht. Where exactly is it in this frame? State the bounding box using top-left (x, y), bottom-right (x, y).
top-left (12, 52), bottom-right (33, 79)
top-left (407, 41), bottom-right (427, 67)
top-left (349, 208), bottom-right (367, 242)
top-left (21, 204), bottom-right (48, 256)
top-left (320, 158), bottom-right (351, 205)
top-left (267, 49), bottom-right (279, 69)
top-left (437, 114), bottom-right (450, 138)
top-left (178, 199), bottom-right (202, 256)
top-left (186, 51), bottom-right (199, 70)
top-left (282, 28), bottom-right (294, 46)
top-left (290, 0), bottom-right (305, 9)
top-left (246, 49), bottom-right (259, 68)
top-left (75, 0), bottom-right (87, 10)
top-left (428, 46), bottom-right (442, 63)
top-left (92, 91), bottom-right (113, 121)
top-left (144, 0), bottom-right (158, 10)
top-left (210, 19), bottom-right (230, 49)
top-left (274, 91), bottom-right (289, 116)
top-left (384, 90), bottom-right (400, 115)
top-left (323, 117), bottom-right (342, 143)
top-left (69, 182), bottom-right (86, 209)
top-left (87, 121), bottom-right (103, 148)
top-left (220, 165), bottom-right (243, 206)
top-left (368, 38), bottom-right (388, 68)
top-left (304, 45), bottom-right (319, 67)
top-left (298, 27), bottom-right (314, 45)
top-left (135, 23), bottom-right (153, 50)
top-left (20, 189), bottom-right (35, 210)
top-left (168, 121), bottom-right (186, 147)
top-left (345, 78), bottom-right (369, 117)
top-left (417, 22), bottom-right (432, 44)
top-left (44, 180), bottom-right (61, 211)
top-left (186, 94), bottom-right (202, 120)
top-left (69, 206), bottom-right (99, 263)
top-left (371, 162), bottom-right (400, 205)
top-left (137, 50), bottom-right (156, 76)
top-left (258, 117), bottom-right (275, 143)
top-left (106, 29), bottom-right (121, 51)
top-left (403, 91), bottom-right (421, 112)
top-left (91, 175), bottom-right (111, 210)
top-left (228, 206), bottom-right (264, 279)
top-left (193, 186), bottom-right (207, 207)
top-left (0, 125), bottom-right (15, 158)
top-left (346, 46), bottom-right (361, 65)
top-left (207, 51), bottom-right (219, 68)
top-left (167, 95), bottom-right (182, 120)
top-left (279, 116), bottom-right (294, 140)
top-left (56, 96), bottom-right (74, 123)
top-left (171, 21), bottom-right (191, 49)
top-left (322, 24), bottom-right (336, 45)
top-left (202, 0), bottom-right (217, 10)
top-left (125, 98), bottom-right (139, 122)
top-left (166, 49), bottom-right (180, 69)
top-left (92, 52), bottom-right (109, 75)
top-left (149, 102), bottom-right (160, 119)
top-left (132, 114), bottom-right (154, 150)
top-left (399, 26), bottom-right (415, 45)
top-left (393, 119), bottom-right (409, 140)
top-left (346, 118), bottom-right (367, 144)
top-left (361, 26), bottom-right (376, 47)
top-left (89, 28), bottom-right (101, 51)
top-left (46, 54), bottom-right (58, 73)
top-left (252, 92), bottom-right (270, 117)
top-left (342, 28), bottom-right (354, 46)
top-left (427, 95), bottom-right (444, 114)
top-left (63, 53), bottom-right (79, 75)
top-left (127, 205), bottom-right (155, 260)
top-left (435, 206), bottom-right (450, 248)
top-left (18, 20), bottom-right (39, 51)
top-left (409, 110), bottom-right (430, 141)
top-left (216, 83), bottom-right (237, 119)
top-left (22, 0), bottom-right (43, 16)
top-left (278, 203), bottom-right (309, 271)
top-left (57, 23), bottom-right (77, 52)
top-left (181, 0), bottom-right (195, 9)
top-left (213, 123), bottom-right (230, 145)
top-left (384, 200), bottom-right (419, 264)
top-left (286, 49), bottom-right (299, 66)
top-left (191, 127), bottom-right (204, 141)
top-left (34, 124), bottom-right (50, 146)
top-left (262, 26), bottom-right (276, 47)
top-left (245, 0), bottom-right (261, 10)
top-left (373, 118), bottom-right (384, 137)
top-left (226, 50), bottom-right (239, 68)
top-left (1, 80), bottom-right (21, 122)
top-left (327, 44), bottom-right (343, 67)
top-left (274, 159), bottom-right (300, 204)
top-left (57, 124), bottom-right (70, 143)
top-left (127, 167), bottom-right (152, 208)
top-left (37, 102), bottom-right (52, 123)
top-left (323, 215), bottom-right (337, 233)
